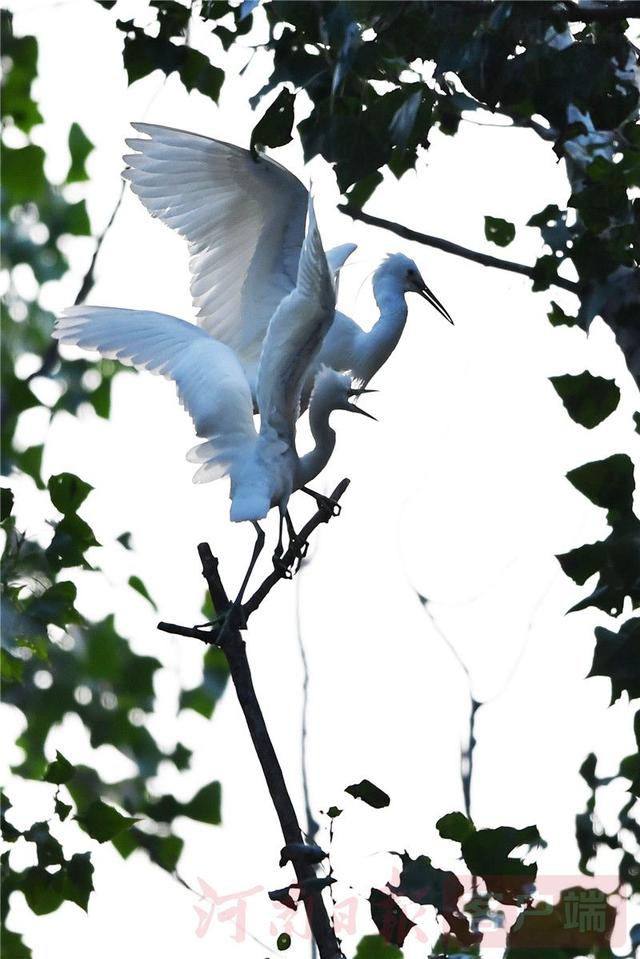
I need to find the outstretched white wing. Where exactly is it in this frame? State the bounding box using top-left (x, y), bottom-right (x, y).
top-left (256, 198), bottom-right (335, 445)
top-left (122, 123), bottom-right (309, 371)
top-left (53, 307), bottom-right (256, 478)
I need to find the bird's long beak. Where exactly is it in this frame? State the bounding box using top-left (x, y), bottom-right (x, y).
top-left (417, 280), bottom-right (454, 324)
top-left (347, 399), bottom-right (377, 421)
top-left (348, 387), bottom-right (377, 397)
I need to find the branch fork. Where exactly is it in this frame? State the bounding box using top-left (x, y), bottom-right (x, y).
top-left (158, 479), bottom-right (351, 959)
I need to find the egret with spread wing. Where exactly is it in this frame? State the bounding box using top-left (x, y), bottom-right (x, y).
top-left (53, 200), bottom-right (371, 608)
top-left (122, 123), bottom-right (452, 401)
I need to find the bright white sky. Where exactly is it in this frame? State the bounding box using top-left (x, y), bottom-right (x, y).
top-left (2, 2), bottom-right (638, 957)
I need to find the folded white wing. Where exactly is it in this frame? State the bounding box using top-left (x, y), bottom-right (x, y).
top-left (256, 198), bottom-right (336, 446)
top-left (53, 307), bottom-right (256, 472)
top-left (122, 123), bottom-right (309, 371)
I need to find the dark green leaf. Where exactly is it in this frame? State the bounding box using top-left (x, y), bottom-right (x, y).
top-left (44, 750), bottom-right (75, 785)
top-left (345, 779), bottom-right (390, 808)
top-left (182, 780), bottom-right (221, 825)
top-left (531, 255), bottom-right (558, 292)
top-left (1, 795), bottom-right (21, 843)
top-left (144, 833), bottom-right (184, 872)
top-left (556, 541), bottom-right (605, 586)
top-left (484, 216), bottom-right (515, 247)
top-left (66, 123), bottom-right (94, 183)
top-left (0, 928), bottom-right (31, 958)
top-left (169, 742), bottom-right (192, 771)
top-left (1, 143), bottom-right (47, 204)
top-left (1, 14), bottom-right (43, 133)
top-left (179, 645), bottom-right (229, 718)
top-left (353, 936), bottom-right (403, 959)
top-left (1, 649), bottom-right (24, 683)
top-left (13, 445), bottom-right (45, 489)
top-left (345, 171), bottom-right (384, 210)
top-left (128, 575), bottom-right (157, 611)
top-left (48, 472), bottom-right (93, 514)
top-left (567, 454), bottom-right (635, 514)
top-left (250, 88), bottom-right (295, 155)
top-left (579, 753), bottom-right (598, 789)
top-left (55, 798), bottom-right (72, 822)
top-left (24, 821), bottom-right (65, 867)
top-left (589, 618), bottom-right (640, 704)
top-left (436, 811), bottom-right (475, 843)
top-left (63, 852), bottom-right (94, 911)
top-left (550, 372), bottom-right (620, 429)
top-left (389, 853), bottom-right (477, 945)
top-left (63, 200), bottom-right (91, 236)
top-left (27, 581), bottom-right (81, 628)
top-left (505, 886), bottom-right (615, 956)
top-left (369, 888), bottom-right (415, 947)
top-left (547, 300), bottom-right (578, 327)
top-left (46, 512), bottom-right (100, 569)
top-left (21, 866), bottom-right (65, 915)
top-left (76, 799), bottom-right (138, 842)
top-left (1, 488), bottom-right (14, 522)
top-left (460, 825), bottom-right (543, 905)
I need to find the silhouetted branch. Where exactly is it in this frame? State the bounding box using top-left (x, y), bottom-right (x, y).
top-left (416, 592), bottom-right (479, 819)
top-left (27, 182), bottom-right (126, 384)
top-left (340, 205), bottom-right (581, 295)
top-left (243, 479), bottom-right (351, 619)
top-left (294, 559), bottom-right (320, 845)
top-left (159, 484), bottom-right (351, 959)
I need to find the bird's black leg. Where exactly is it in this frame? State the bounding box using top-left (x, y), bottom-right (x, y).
top-left (197, 523), bottom-right (264, 634)
top-left (285, 510), bottom-right (309, 570)
top-left (300, 485), bottom-right (342, 517)
top-left (235, 521), bottom-right (266, 610)
top-left (272, 511), bottom-right (293, 579)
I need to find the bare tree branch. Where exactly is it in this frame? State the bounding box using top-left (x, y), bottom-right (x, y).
top-left (243, 479), bottom-right (351, 620)
top-left (159, 482), bottom-right (351, 959)
top-left (340, 205), bottom-right (581, 295)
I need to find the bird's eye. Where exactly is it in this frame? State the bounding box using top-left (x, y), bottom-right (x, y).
top-left (407, 269), bottom-right (415, 278)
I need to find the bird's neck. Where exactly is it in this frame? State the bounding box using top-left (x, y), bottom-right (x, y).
top-left (357, 274), bottom-right (408, 381)
top-left (297, 397), bottom-right (337, 487)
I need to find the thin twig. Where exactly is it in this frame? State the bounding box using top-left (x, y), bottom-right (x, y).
top-left (294, 556), bottom-right (320, 845)
top-left (417, 594), bottom-right (479, 821)
top-left (27, 182), bottom-right (126, 384)
top-left (74, 180), bottom-right (126, 305)
top-left (340, 205), bottom-right (581, 295)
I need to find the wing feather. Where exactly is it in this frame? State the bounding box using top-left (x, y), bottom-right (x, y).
top-left (53, 307), bottom-right (256, 475)
top-left (256, 198), bottom-right (335, 445)
top-left (122, 123), bottom-right (309, 370)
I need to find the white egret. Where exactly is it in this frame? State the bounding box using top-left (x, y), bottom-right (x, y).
top-left (311, 252), bottom-right (452, 395)
top-left (53, 201), bottom-right (371, 605)
top-left (122, 123), bottom-right (452, 401)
